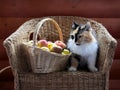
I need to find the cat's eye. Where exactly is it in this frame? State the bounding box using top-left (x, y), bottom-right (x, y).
top-left (71, 35), bottom-right (74, 39)
top-left (79, 35), bottom-right (82, 38)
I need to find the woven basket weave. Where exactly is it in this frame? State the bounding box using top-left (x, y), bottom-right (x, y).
top-left (22, 18), bottom-right (71, 73)
top-left (3, 16), bottom-right (117, 90)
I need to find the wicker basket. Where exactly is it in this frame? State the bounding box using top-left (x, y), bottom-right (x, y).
top-left (3, 16), bottom-right (117, 90)
top-left (22, 18), bottom-right (71, 73)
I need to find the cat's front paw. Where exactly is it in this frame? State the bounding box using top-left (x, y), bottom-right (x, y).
top-left (89, 67), bottom-right (98, 72)
top-left (68, 66), bottom-right (77, 72)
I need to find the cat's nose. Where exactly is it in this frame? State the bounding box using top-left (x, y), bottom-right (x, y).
top-left (76, 43), bottom-right (80, 45)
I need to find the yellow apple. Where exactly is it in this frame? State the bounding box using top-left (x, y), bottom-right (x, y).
top-left (27, 40), bottom-right (34, 46)
top-left (62, 49), bottom-right (70, 55)
top-left (47, 42), bottom-right (57, 51)
top-left (41, 47), bottom-right (50, 52)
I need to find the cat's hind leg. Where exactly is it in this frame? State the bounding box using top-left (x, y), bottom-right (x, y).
top-left (68, 56), bottom-right (79, 72)
top-left (87, 55), bottom-right (98, 72)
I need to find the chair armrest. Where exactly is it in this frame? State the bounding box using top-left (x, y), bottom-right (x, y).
top-left (3, 30), bottom-right (29, 73)
top-left (3, 37), bottom-right (18, 73)
top-left (102, 38), bottom-right (117, 73)
top-left (95, 23), bottom-right (117, 74)
top-left (3, 19), bottom-right (38, 73)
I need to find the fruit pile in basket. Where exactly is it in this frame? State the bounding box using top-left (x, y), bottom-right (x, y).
top-left (27, 40), bottom-right (70, 55)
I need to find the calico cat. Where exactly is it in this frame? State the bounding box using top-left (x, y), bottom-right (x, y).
top-left (67, 22), bottom-right (98, 72)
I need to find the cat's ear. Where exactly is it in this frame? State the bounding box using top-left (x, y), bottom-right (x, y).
top-left (85, 22), bottom-right (92, 31)
top-left (86, 22), bottom-right (91, 27)
top-left (72, 21), bottom-right (79, 29)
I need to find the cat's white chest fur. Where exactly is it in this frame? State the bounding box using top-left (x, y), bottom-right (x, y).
top-left (67, 39), bottom-right (98, 57)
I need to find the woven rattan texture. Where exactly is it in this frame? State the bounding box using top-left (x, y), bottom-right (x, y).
top-left (18, 72), bottom-right (106, 90)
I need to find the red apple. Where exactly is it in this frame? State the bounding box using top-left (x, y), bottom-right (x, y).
top-left (54, 40), bottom-right (66, 48)
top-left (38, 40), bottom-right (48, 47)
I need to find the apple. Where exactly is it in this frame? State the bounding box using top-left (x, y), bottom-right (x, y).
top-left (41, 47), bottom-right (50, 52)
top-left (37, 40), bottom-right (48, 47)
top-left (47, 41), bottom-right (56, 50)
top-left (47, 41), bottom-right (58, 51)
top-left (62, 49), bottom-right (70, 55)
top-left (54, 40), bottom-right (66, 48)
top-left (27, 40), bottom-right (33, 46)
top-left (51, 45), bottom-right (63, 53)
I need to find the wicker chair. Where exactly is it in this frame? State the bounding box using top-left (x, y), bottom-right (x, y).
top-left (3, 16), bottom-right (117, 90)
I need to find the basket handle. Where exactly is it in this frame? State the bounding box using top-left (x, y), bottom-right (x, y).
top-left (33, 18), bottom-right (64, 46)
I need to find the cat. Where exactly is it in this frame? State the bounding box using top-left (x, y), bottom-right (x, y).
top-left (67, 22), bottom-right (98, 72)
